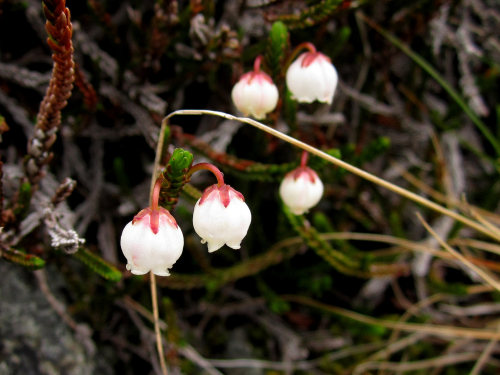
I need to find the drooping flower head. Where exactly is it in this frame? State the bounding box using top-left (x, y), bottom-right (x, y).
top-left (120, 178), bottom-right (183, 276)
top-left (279, 165), bottom-right (324, 215)
top-left (286, 43), bottom-right (338, 104)
top-left (231, 55), bottom-right (279, 119)
top-left (193, 184), bottom-right (252, 252)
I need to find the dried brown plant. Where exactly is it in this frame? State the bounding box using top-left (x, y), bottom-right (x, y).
top-left (25, 0), bottom-right (74, 186)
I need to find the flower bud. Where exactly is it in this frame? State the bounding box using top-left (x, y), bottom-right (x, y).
top-left (279, 167), bottom-right (324, 215)
top-left (286, 51), bottom-right (338, 104)
top-left (193, 184), bottom-right (251, 252)
top-left (120, 207), bottom-right (184, 276)
top-left (231, 70), bottom-right (279, 120)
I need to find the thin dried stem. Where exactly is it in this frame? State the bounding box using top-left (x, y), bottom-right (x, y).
top-left (398, 165), bottom-right (500, 226)
top-left (467, 205), bottom-right (500, 239)
top-left (369, 332), bottom-right (428, 361)
top-left (449, 238), bottom-right (500, 257)
top-left (283, 294), bottom-right (500, 340)
top-left (323, 232), bottom-right (500, 273)
top-left (470, 326), bottom-right (499, 375)
top-left (354, 352), bottom-right (479, 375)
top-left (150, 274), bottom-right (168, 375)
top-left (162, 110), bottom-right (499, 241)
top-left (147, 118), bottom-right (172, 375)
top-left (151, 120), bottom-right (168, 195)
top-left (416, 212), bottom-right (500, 292)
top-left (122, 296), bottom-right (167, 330)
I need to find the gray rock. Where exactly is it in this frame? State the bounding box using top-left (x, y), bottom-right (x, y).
top-left (0, 263), bottom-right (111, 375)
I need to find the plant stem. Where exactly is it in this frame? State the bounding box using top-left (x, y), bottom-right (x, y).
top-left (295, 41), bottom-right (317, 54)
top-left (188, 162), bottom-right (225, 187)
top-left (416, 212), bottom-right (500, 292)
top-left (149, 176), bottom-right (164, 234)
top-left (300, 151), bottom-right (309, 167)
top-left (151, 273), bottom-right (168, 375)
top-left (151, 177), bottom-right (163, 211)
top-left (150, 123), bottom-right (169, 374)
top-left (283, 42), bottom-right (317, 72)
top-left (253, 55), bottom-right (263, 73)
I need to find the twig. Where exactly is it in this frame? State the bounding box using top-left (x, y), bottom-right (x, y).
top-left (177, 346), bottom-right (223, 375)
top-left (440, 302), bottom-right (500, 317)
top-left (34, 268), bottom-right (79, 330)
top-left (416, 212), bottom-right (500, 292)
top-left (207, 358), bottom-right (314, 371)
top-left (34, 268), bottom-right (94, 354)
top-left (369, 332), bottom-right (428, 361)
top-left (397, 165), bottom-right (500, 226)
top-left (121, 297), bottom-right (223, 375)
top-left (122, 296), bottom-right (167, 330)
top-left (449, 237), bottom-right (500, 256)
top-left (124, 301), bottom-right (164, 374)
top-left (353, 352), bottom-right (479, 374)
top-left (467, 205), bottom-right (500, 240)
top-left (470, 326), bottom-right (499, 375)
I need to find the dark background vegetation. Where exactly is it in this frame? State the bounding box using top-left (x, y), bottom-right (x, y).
top-left (1, 0), bottom-right (500, 374)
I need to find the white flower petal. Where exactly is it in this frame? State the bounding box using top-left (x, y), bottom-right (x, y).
top-left (279, 169), bottom-right (324, 215)
top-left (231, 72), bottom-right (278, 119)
top-left (120, 210), bottom-right (184, 276)
top-left (286, 52), bottom-right (338, 104)
top-left (193, 186), bottom-right (252, 252)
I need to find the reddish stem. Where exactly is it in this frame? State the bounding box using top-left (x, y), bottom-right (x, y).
top-left (284, 42), bottom-right (318, 73)
top-left (149, 177), bottom-right (163, 234)
top-left (295, 42), bottom-right (317, 54)
top-left (151, 176), bottom-right (162, 211)
top-left (300, 151), bottom-right (309, 167)
top-left (253, 55), bottom-right (263, 73)
top-left (188, 163), bottom-right (225, 187)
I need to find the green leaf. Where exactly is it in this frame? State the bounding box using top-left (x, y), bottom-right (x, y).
top-left (266, 21), bottom-right (289, 80)
top-left (1, 247), bottom-right (45, 269)
top-left (282, 203), bottom-right (364, 275)
top-left (277, 0), bottom-right (358, 30)
top-left (330, 26), bottom-right (351, 57)
top-left (159, 148), bottom-right (194, 211)
top-left (74, 248), bottom-right (122, 282)
top-left (13, 181), bottom-right (32, 219)
top-left (168, 148), bottom-right (194, 171)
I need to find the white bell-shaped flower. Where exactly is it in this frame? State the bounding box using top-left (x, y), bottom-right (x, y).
top-left (193, 184), bottom-right (252, 252)
top-left (279, 166), bottom-right (324, 215)
top-left (120, 207), bottom-right (184, 276)
top-left (231, 70), bottom-right (278, 120)
top-left (286, 51), bottom-right (338, 104)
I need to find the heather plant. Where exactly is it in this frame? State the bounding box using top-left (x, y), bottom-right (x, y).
top-left (1, 1), bottom-right (500, 374)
